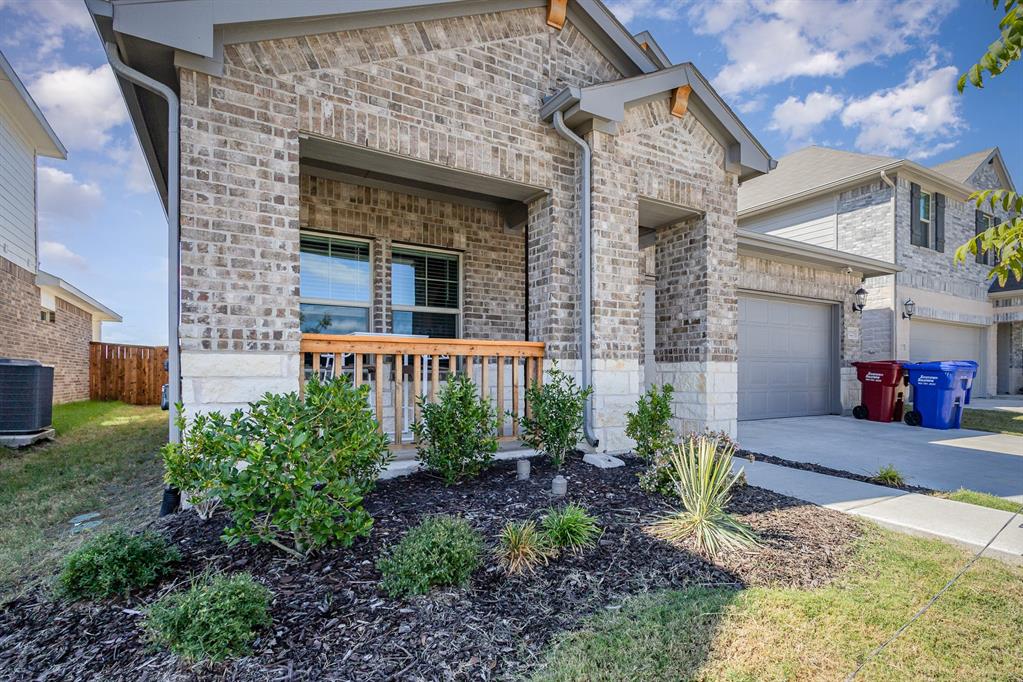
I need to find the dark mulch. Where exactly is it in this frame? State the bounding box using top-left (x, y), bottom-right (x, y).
top-left (0, 456), bottom-right (862, 682)
top-left (739, 449), bottom-right (936, 494)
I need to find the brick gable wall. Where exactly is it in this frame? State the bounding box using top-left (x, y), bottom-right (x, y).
top-left (0, 255), bottom-right (93, 404)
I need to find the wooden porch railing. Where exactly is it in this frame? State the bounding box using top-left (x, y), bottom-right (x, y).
top-left (300, 334), bottom-right (545, 445)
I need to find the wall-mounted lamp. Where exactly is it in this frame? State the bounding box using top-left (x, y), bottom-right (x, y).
top-left (852, 286), bottom-right (868, 313)
top-left (902, 298), bottom-right (916, 320)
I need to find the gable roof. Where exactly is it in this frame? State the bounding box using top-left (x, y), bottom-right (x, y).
top-left (540, 62), bottom-right (774, 180)
top-left (737, 145), bottom-right (1011, 216)
top-left (738, 147), bottom-right (891, 213)
top-left (931, 147), bottom-right (1015, 191)
top-left (0, 50), bottom-right (66, 159)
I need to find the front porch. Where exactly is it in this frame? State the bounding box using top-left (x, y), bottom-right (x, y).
top-left (300, 334), bottom-right (544, 454)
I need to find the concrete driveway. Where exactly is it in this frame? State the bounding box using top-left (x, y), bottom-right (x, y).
top-left (738, 416), bottom-right (1023, 502)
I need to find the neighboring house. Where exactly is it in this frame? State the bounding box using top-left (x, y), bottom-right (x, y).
top-left (0, 51), bottom-right (121, 404)
top-left (738, 146), bottom-right (1021, 397)
top-left (91, 0), bottom-right (897, 449)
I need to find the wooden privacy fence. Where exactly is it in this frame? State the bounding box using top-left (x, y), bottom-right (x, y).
top-left (90, 342), bottom-right (169, 405)
top-left (300, 334), bottom-right (545, 447)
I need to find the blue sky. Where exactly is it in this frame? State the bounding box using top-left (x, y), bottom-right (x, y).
top-left (1, 0), bottom-right (1020, 345)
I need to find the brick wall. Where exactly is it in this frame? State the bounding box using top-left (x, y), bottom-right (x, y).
top-left (300, 173), bottom-right (526, 340)
top-left (177, 7), bottom-right (745, 441)
top-left (0, 255), bottom-right (93, 404)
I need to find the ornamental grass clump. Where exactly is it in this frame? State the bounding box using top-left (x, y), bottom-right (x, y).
top-left (625, 384), bottom-right (675, 462)
top-left (647, 436), bottom-right (759, 558)
top-left (520, 361), bottom-right (593, 469)
top-left (541, 504), bottom-right (601, 554)
top-left (377, 515), bottom-right (484, 598)
top-left (639, 430), bottom-right (737, 498)
top-left (145, 573), bottom-right (272, 662)
top-left (58, 529), bottom-right (179, 600)
top-left (162, 377), bottom-right (392, 559)
top-left (495, 520), bottom-right (553, 575)
top-left (412, 373), bottom-right (499, 485)
top-left (872, 463), bottom-right (906, 488)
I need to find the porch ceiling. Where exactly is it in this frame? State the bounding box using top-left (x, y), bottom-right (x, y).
top-left (300, 135), bottom-right (548, 207)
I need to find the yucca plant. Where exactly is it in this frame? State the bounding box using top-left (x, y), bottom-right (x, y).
top-left (541, 504), bottom-right (601, 554)
top-left (647, 436), bottom-right (759, 557)
top-left (496, 520), bottom-right (553, 575)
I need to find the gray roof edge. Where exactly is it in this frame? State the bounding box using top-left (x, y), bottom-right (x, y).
top-left (737, 229), bottom-right (903, 279)
top-left (631, 31), bottom-right (670, 68)
top-left (739, 156), bottom-right (981, 217)
top-left (543, 63), bottom-right (773, 178)
top-left (0, 51), bottom-right (67, 159)
top-left (983, 147), bottom-right (1016, 193)
top-left (36, 270), bottom-right (122, 321)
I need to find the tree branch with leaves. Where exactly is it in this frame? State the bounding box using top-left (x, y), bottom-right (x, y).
top-left (952, 1), bottom-right (1022, 283)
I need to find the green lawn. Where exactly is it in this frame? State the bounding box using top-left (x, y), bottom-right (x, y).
top-left (533, 529), bottom-right (1023, 681)
top-left (961, 407), bottom-right (1023, 436)
top-left (0, 401), bottom-right (167, 602)
top-left (934, 488), bottom-right (1023, 513)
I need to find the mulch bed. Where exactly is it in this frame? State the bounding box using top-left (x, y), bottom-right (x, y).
top-left (0, 456), bottom-right (862, 682)
top-left (739, 449), bottom-right (936, 494)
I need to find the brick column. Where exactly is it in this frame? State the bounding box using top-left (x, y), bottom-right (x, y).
top-left (654, 206), bottom-right (739, 436)
top-left (587, 130), bottom-right (643, 451)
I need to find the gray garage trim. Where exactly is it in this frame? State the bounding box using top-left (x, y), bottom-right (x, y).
top-left (738, 291), bottom-right (842, 421)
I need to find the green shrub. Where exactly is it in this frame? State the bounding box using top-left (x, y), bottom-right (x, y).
top-left (495, 520), bottom-right (553, 575)
top-left (625, 384), bottom-right (675, 462)
top-left (412, 373), bottom-right (498, 485)
top-left (59, 529), bottom-right (179, 600)
top-left (162, 376), bottom-right (392, 559)
top-left (646, 436), bottom-right (759, 557)
top-left (162, 405), bottom-right (223, 519)
top-left (520, 361), bottom-right (593, 469)
top-left (872, 464), bottom-right (906, 488)
top-left (541, 504), bottom-right (601, 554)
top-left (377, 515), bottom-right (484, 597)
top-left (145, 573), bottom-right (272, 661)
top-left (639, 431), bottom-right (737, 498)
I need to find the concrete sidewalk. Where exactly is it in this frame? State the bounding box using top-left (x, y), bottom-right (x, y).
top-left (735, 458), bottom-right (1023, 565)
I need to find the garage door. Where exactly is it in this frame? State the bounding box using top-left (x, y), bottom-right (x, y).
top-left (909, 320), bottom-right (986, 395)
top-left (739, 294), bottom-right (835, 420)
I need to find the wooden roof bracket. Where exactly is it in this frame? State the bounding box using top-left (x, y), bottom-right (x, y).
top-left (547, 0), bottom-right (567, 29)
top-left (670, 85), bottom-right (692, 118)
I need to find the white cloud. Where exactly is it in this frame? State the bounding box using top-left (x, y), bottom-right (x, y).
top-left (29, 65), bottom-right (128, 151)
top-left (37, 166), bottom-right (104, 224)
top-left (0, 0), bottom-right (92, 60)
top-left (840, 56), bottom-right (964, 159)
top-left (769, 90), bottom-right (844, 140)
top-left (40, 240), bottom-right (87, 270)
top-left (654, 0), bottom-right (958, 96)
top-left (108, 142), bottom-right (155, 195)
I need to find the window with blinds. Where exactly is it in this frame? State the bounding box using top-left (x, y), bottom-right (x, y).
top-left (299, 234), bottom-right (371, 335)
top-left (391, 247), bottom-right (460, 338)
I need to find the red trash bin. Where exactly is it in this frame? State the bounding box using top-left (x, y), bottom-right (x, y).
top-left (852, 361), bottom-right (906, 423)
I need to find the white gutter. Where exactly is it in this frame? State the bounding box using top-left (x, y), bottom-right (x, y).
top-left (104, 42), bottom-right (181, 446)
top-left (551, 111), bottom-right (598, 448)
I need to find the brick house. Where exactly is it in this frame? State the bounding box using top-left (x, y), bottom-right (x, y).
top-left (91, 0), bottom-right (897, 450)
top-left (0, 51), bottom-right (121, 404)
top-left (738, 146), bottom-right (1022, 397)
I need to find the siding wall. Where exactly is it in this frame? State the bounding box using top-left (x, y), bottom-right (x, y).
top-left (0, 104), bottom-right (37, 272)
top-left (741, 195), bottom-right (837, 248)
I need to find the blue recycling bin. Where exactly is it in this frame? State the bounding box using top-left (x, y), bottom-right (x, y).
top-left (954, 360), bottom-right (979, 404)
top-left (902, 361), bottom-right (978, 429)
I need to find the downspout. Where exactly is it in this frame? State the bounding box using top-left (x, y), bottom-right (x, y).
top-left (104, 42), bottom-right (182, 508)
top-left (551, 112), bottom-right (598, 447)
top-left (879, 169), bottom-right (897, 359)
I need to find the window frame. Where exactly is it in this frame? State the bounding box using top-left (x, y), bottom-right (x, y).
top-left (918, 190), bottom-right (932, 231)
top-left (298, 230), bottom-right (374, 335)
top-left (390, 243), bottom-right (463, 338)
